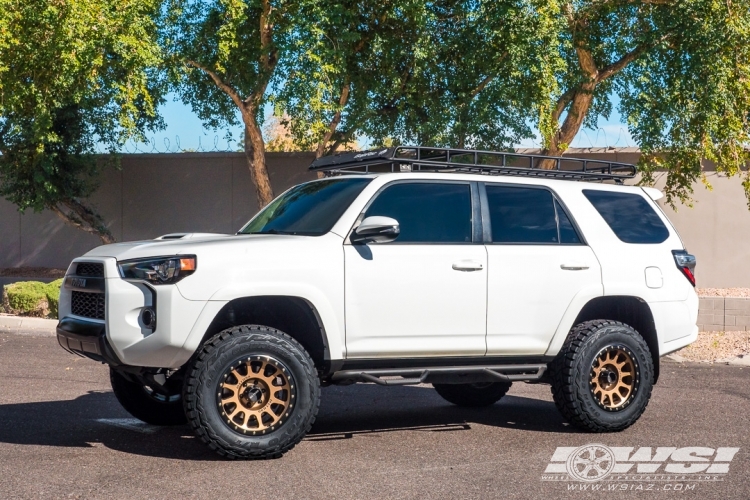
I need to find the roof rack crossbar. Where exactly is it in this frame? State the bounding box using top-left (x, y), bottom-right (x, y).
top-left (309, 146), bottom-right (637, 183)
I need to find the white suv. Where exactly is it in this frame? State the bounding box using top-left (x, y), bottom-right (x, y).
top-left (56, 147), bottom-right (698, 459)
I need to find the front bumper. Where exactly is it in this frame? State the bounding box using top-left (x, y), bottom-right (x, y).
top-left (57, 316), bottom-right (123, 365)
top-left (58, 257), bottom-right (211, 368)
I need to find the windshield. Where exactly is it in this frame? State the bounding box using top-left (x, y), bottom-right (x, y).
top-left (239, 177), bottom-right (372, 236)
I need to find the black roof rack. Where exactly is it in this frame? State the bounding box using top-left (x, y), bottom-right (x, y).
top-left (309, 146), bottom-right (637, 183)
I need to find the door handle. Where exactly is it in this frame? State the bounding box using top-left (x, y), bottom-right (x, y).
top-left (560, 263), bottom-right (590, 271)
top-left (452, 260), bottom-right (484, 271)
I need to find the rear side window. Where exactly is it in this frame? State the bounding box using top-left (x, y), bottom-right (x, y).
top-left (555, 200), bottom-right (581, 244)
top-left (485, 185), bottom-right (581, 244)
top-left (583, 189), bottom-right (669, 244)
top-left (364, 182), bottom-right (472, 243)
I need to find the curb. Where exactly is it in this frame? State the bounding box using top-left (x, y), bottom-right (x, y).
top-left (0, 315), bottom-right (57, 331)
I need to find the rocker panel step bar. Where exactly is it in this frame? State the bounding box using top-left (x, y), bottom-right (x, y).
top-left (330, 364), bottom-right (548, 386)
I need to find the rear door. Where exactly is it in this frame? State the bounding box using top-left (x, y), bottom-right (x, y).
top-left (482, 183), bottom-right (602, 355)
top-left (344, 181), bottom-right (488, 358)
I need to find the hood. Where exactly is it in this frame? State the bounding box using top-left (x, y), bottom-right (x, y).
top-left (84, 233), bottom-right (244, 260)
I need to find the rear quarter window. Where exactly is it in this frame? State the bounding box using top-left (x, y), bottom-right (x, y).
top-left (582, 189), bottom-right (670, 244)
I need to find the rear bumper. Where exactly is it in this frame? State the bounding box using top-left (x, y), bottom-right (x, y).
top-left (650, 290), bottom-right (700, 356)
top-left (660, 325), bottom-right (699, 357)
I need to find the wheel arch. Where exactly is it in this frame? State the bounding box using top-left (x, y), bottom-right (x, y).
top-left (198, 296), bottom-right (331, 372)
top-left (569, 296), bottom-right (661, 384)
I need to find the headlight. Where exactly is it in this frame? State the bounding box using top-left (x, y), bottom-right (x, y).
top-left (118, 256), bottom-right (197, 285)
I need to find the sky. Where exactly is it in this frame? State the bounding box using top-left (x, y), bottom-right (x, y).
top-left (124, 92), bottom-right (637, 153)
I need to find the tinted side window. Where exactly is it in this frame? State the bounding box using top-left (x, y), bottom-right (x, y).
top-left (363, 183), bottom-right (472, 243)
top-left (583, 189), bottom-right (669, 244)
top-left (486, 186), bottom-right (559, 243)
top-left (555, 199), bottom-right (581, 244)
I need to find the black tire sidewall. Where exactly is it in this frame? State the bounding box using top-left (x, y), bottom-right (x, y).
top-left (109, 369), bottom-right (187, 426)
top-left (569, 327), bottom-right (653, 428)
top-left (186, 326), bottom-right (319, 457)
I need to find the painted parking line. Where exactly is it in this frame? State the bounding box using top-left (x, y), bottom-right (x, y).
top-left (94, 418), bottom-right (161, 434)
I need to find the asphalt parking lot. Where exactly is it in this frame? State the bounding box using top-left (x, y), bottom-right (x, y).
top-left (1, 329), bottom-right (749, 499)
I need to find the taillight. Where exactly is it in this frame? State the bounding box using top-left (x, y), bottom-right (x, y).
top-left (672, 250), bottom-right (696, 287)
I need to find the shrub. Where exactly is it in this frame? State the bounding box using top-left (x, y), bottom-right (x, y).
top-left (2, 279), bottom-right (63, 318)
top-left (45, 279), bottom-right (63, 318)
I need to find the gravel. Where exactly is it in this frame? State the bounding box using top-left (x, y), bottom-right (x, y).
top-left (696, 287), bottom-right (750, 298)
top-left (673, 331), bottom-right (750, 362)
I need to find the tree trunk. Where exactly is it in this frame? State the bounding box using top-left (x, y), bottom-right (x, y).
top-left (243, 120), bottom-right (275, 208)
top-left (539, 83), bottom-right (596, 169)
top-left (51, 198), bottom-right (116, 244)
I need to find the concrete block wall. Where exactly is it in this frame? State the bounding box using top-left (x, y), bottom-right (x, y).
top-left (698, 296), bottom-right (750, 332)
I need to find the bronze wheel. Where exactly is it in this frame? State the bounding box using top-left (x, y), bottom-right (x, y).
top-left (589, 345), bottom-right (638, 411)
top-left (551, 320), bottom-right (653, 432)
top-left (218, 355), bottom-right (295, 434)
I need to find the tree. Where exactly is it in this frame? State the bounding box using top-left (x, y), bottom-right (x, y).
top-left (536, 1), bottom-right (750, 205)
top-left (164, 0), bottom-right (315, 207)
top-left (0, 0), bottom-right (164, 243)
top-left (273, 1), bottom-right (430, 161)
top-left (274, 1), bottom-right (560, 159)
top-left (365, 1), bottom-right (563, 152)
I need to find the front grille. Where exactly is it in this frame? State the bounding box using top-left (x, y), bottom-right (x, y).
top-left (71, 291), bottom-right (106, 320)
top-left (75, 262), bottom-right (104, 277)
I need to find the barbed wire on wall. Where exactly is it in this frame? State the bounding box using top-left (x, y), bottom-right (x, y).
top-left (118, 126), bottom-right (637, 154)
top-left (120, 135), bottom-right (240, 154)
top-left (520, 126), bottom-right (636, 150)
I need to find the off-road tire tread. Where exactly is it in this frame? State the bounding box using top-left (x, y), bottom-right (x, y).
top-left (183, 325), bottom-right (320, 459)
top-left (549, 319), bottom-right (653, 433)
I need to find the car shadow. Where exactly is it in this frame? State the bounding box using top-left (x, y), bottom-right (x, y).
top-left (0, 384), bottom-right (575, 460)
top-left (307, 384), bottom-right (575, 440)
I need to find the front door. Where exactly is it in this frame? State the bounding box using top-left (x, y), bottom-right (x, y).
top-left (344, 181), bottom-right (487, 358)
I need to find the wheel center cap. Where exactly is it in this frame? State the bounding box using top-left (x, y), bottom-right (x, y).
top-left (246, 387), bottom-right (262, 402)
top-left (239, 379), bottom-right (268, 408)
top-left (599, 368), bottom-right (618, 387)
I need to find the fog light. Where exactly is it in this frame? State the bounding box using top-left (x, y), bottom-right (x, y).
top-left (141, 307), bottom-right (156, 330)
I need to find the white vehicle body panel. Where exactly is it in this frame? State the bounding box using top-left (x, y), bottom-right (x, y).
top-left (344, 244), bottom-right (488, 357)
top-left (57, 171), bottom-right (699, 369)
top-left (485, 244), bottom-right (601, 355)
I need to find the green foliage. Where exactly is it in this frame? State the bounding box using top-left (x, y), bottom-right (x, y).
top-left (165, 0), bottom-right (750, 207)
top-left (2, 279), bottom-right (61, 318)
top-left (0, 0), bottom-right (165, 232)
top-left (274, 1), bottom-right (565, 154)
top-left (618, 1), bottom-right (750, 207)
top-left (274, 0), bottom-right (430, 154)
top-left (45, 279), bottom-right (64, 318)
top-left (533, 0), bottom-right (750, 207)
top-left (162, 0), bottom-right (301, 129)
top-left (367, 0), bottom-right (564, 150)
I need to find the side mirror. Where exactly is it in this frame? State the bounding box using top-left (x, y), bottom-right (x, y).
top-left (350, 216), bottom-right (400, 244)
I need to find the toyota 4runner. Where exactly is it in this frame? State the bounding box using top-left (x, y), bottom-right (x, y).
top-left (56, 147), bottom-right (699, 459)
